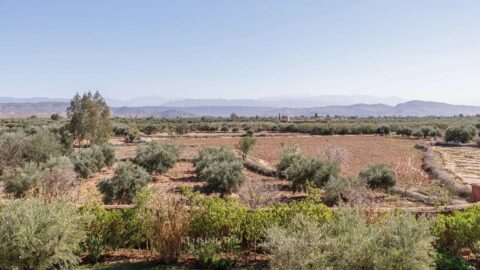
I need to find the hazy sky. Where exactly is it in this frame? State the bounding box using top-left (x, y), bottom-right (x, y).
top-left (1, 0), bottom-right (480, 104)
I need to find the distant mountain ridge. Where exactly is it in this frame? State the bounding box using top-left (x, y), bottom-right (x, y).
top-left (1, 100), bottom-right (480, 118)
top-left (0, 95), bottom-right (405, 108)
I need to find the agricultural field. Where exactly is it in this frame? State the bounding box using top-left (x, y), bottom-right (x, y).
top-left (2, 99), bottom-right (480, 269)
top-left (436, 146), bottom-right (480, 186)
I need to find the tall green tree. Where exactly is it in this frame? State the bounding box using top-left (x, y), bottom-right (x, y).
top-left (66, 91), bottom-right (112, 146)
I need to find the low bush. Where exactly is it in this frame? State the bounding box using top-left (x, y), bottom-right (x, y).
top-left (324, 176), bottom-right (371, 205)
top-left (435, 249), bottom-right (474, 270)
top-left (376, 124), bottom-right (390, 136)
top-left (24, 130), bottom-right (62, 163)
top-left (0, 199), bottom-right (87, 270)
top-left (433, 205), bottom-right (480, 253)
top-left (264, 208), bottom-right (434, 270)
top-left (97, 162), bottom-right (152, 204)
top-left (0, 156), bottom-right (77, 199)
top-left (125, 125), bottom-right (141, 143)
top-left (112, 123), bottom-right (129, 136)
top-left (359, 163), bottom-right (396, 190)
top-left (285, 156), bottom-right (340, 192)
top-left (445, 125), bottom-right (476, 143)
top-left (184, 190), bottom-right (332, 249)
top-left (397, 126), bottom-right (413, 137)
top-left (0, 162), bottom-right (42, 198)
top-left (0, 132), bottom-right (27, 172)
top-left (135, 142), bottom-right (179, 174)
top-left (276, 144), bottom-right (302, 178)
top-left (475, 136), bottom-right (480, 147)
top-left (195, 147), bottom-right (244, 196)
top-left (71, 144), bottom-right (115, 178)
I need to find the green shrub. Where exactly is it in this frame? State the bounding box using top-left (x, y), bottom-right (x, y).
top-left (0, 132), bottom-right (27, 172)
top-left (125, 125), bottom-right (141, 143)
top-left (112, 123), bottom-right (129, 136)
top-left (359, 163), bottom-right (396, 190)
top-left (237, 137), bottom-right (256, 160)
top-left (97, 162), bottom-right (151, 204)
top-left (475, 136), bottom-right (480, 147)
top-left (50, 113), bottom-right (61, 121)
top-left (435, 249), bottom-right (474, 270)
top-left (71, 148), bottom-right (98, 178)
top-left (71, 144), bottom-right (115, 178)
top-left (276, 144), bottom-right (302, 178)
top-left (433, 205), bottom-right (480, 253)
top-left (264, 208), bottom-right (434, 270)
top-left (141, 124), bottom-right (159, 135)
top-left (80, 202), bottom-right (149, 259)
top-left (285, 156), bottom-right (340, 192)
top-left (23, 130), bottom-right (63, 163)
top-left (99, 144), bottom-right (116, 167)
top-left (0, 157), bottom-right (77, 199)
top-left (195, 147), bottom-right (244, 196)
top-left (184, 189), bottom-right (332, 248)
top-left (445, 125), bottom-right (476, 143)
top-left (136, 142), bottom-right (179, 173)
top-left (0, 199), bottom-right (87, 270)
top-left (188, 196), bottom-right (247, 240)
top-left (376, 124), bottom-right (390, 136)
top-left (0, 162), bottom-right (42, 198)
top-left (397, 126), bottom-right (413, 137)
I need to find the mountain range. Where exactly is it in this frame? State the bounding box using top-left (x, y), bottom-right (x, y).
top-left (0, 98), bottom-right (480, 118)
top-left (0, 95), bottom-right (405, 108)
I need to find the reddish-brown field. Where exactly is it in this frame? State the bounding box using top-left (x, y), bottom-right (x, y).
top-left (120, 134), bottom-right (430, 189)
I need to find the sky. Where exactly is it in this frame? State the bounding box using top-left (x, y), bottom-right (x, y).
top-left (1, 0), bottom-right (480, 104)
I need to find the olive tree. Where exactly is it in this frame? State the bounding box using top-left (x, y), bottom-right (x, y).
top-left (195, 147), bottom-right (244, 196)
top-left (445, 125), bottom-right (476, 143)
top-left (359, 163), bottom-right (396, 190)
top-left (97, 162), bottom-right (151, 204)
top-left (135, 142), bottom-right (179, 174)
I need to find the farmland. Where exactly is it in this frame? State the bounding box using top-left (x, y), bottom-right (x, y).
top-left (2, 104), bottom-right (480, 269)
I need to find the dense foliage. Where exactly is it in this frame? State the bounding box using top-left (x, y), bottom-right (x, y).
top-left (444, 125), bottom-right (477, 143)
top-left (264, 208), bottom-right (435, 270)
top-left (97, 162), bottom-right (151, 204)
top-left (195, 147), bottom-right (245, 196)
top-left (71, 144), bottom-right (115, 178)
top-left (67, 91), bottom-right (112, 145)
top-left (359, 163), bottom-right (396, 190)
top-left (0, 199), bottom-right (87, 270)
top-left (136, 142), bottom-right (179, 174)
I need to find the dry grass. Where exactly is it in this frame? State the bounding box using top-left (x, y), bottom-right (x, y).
top-left (435, 146), bottom-right (480, 186)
